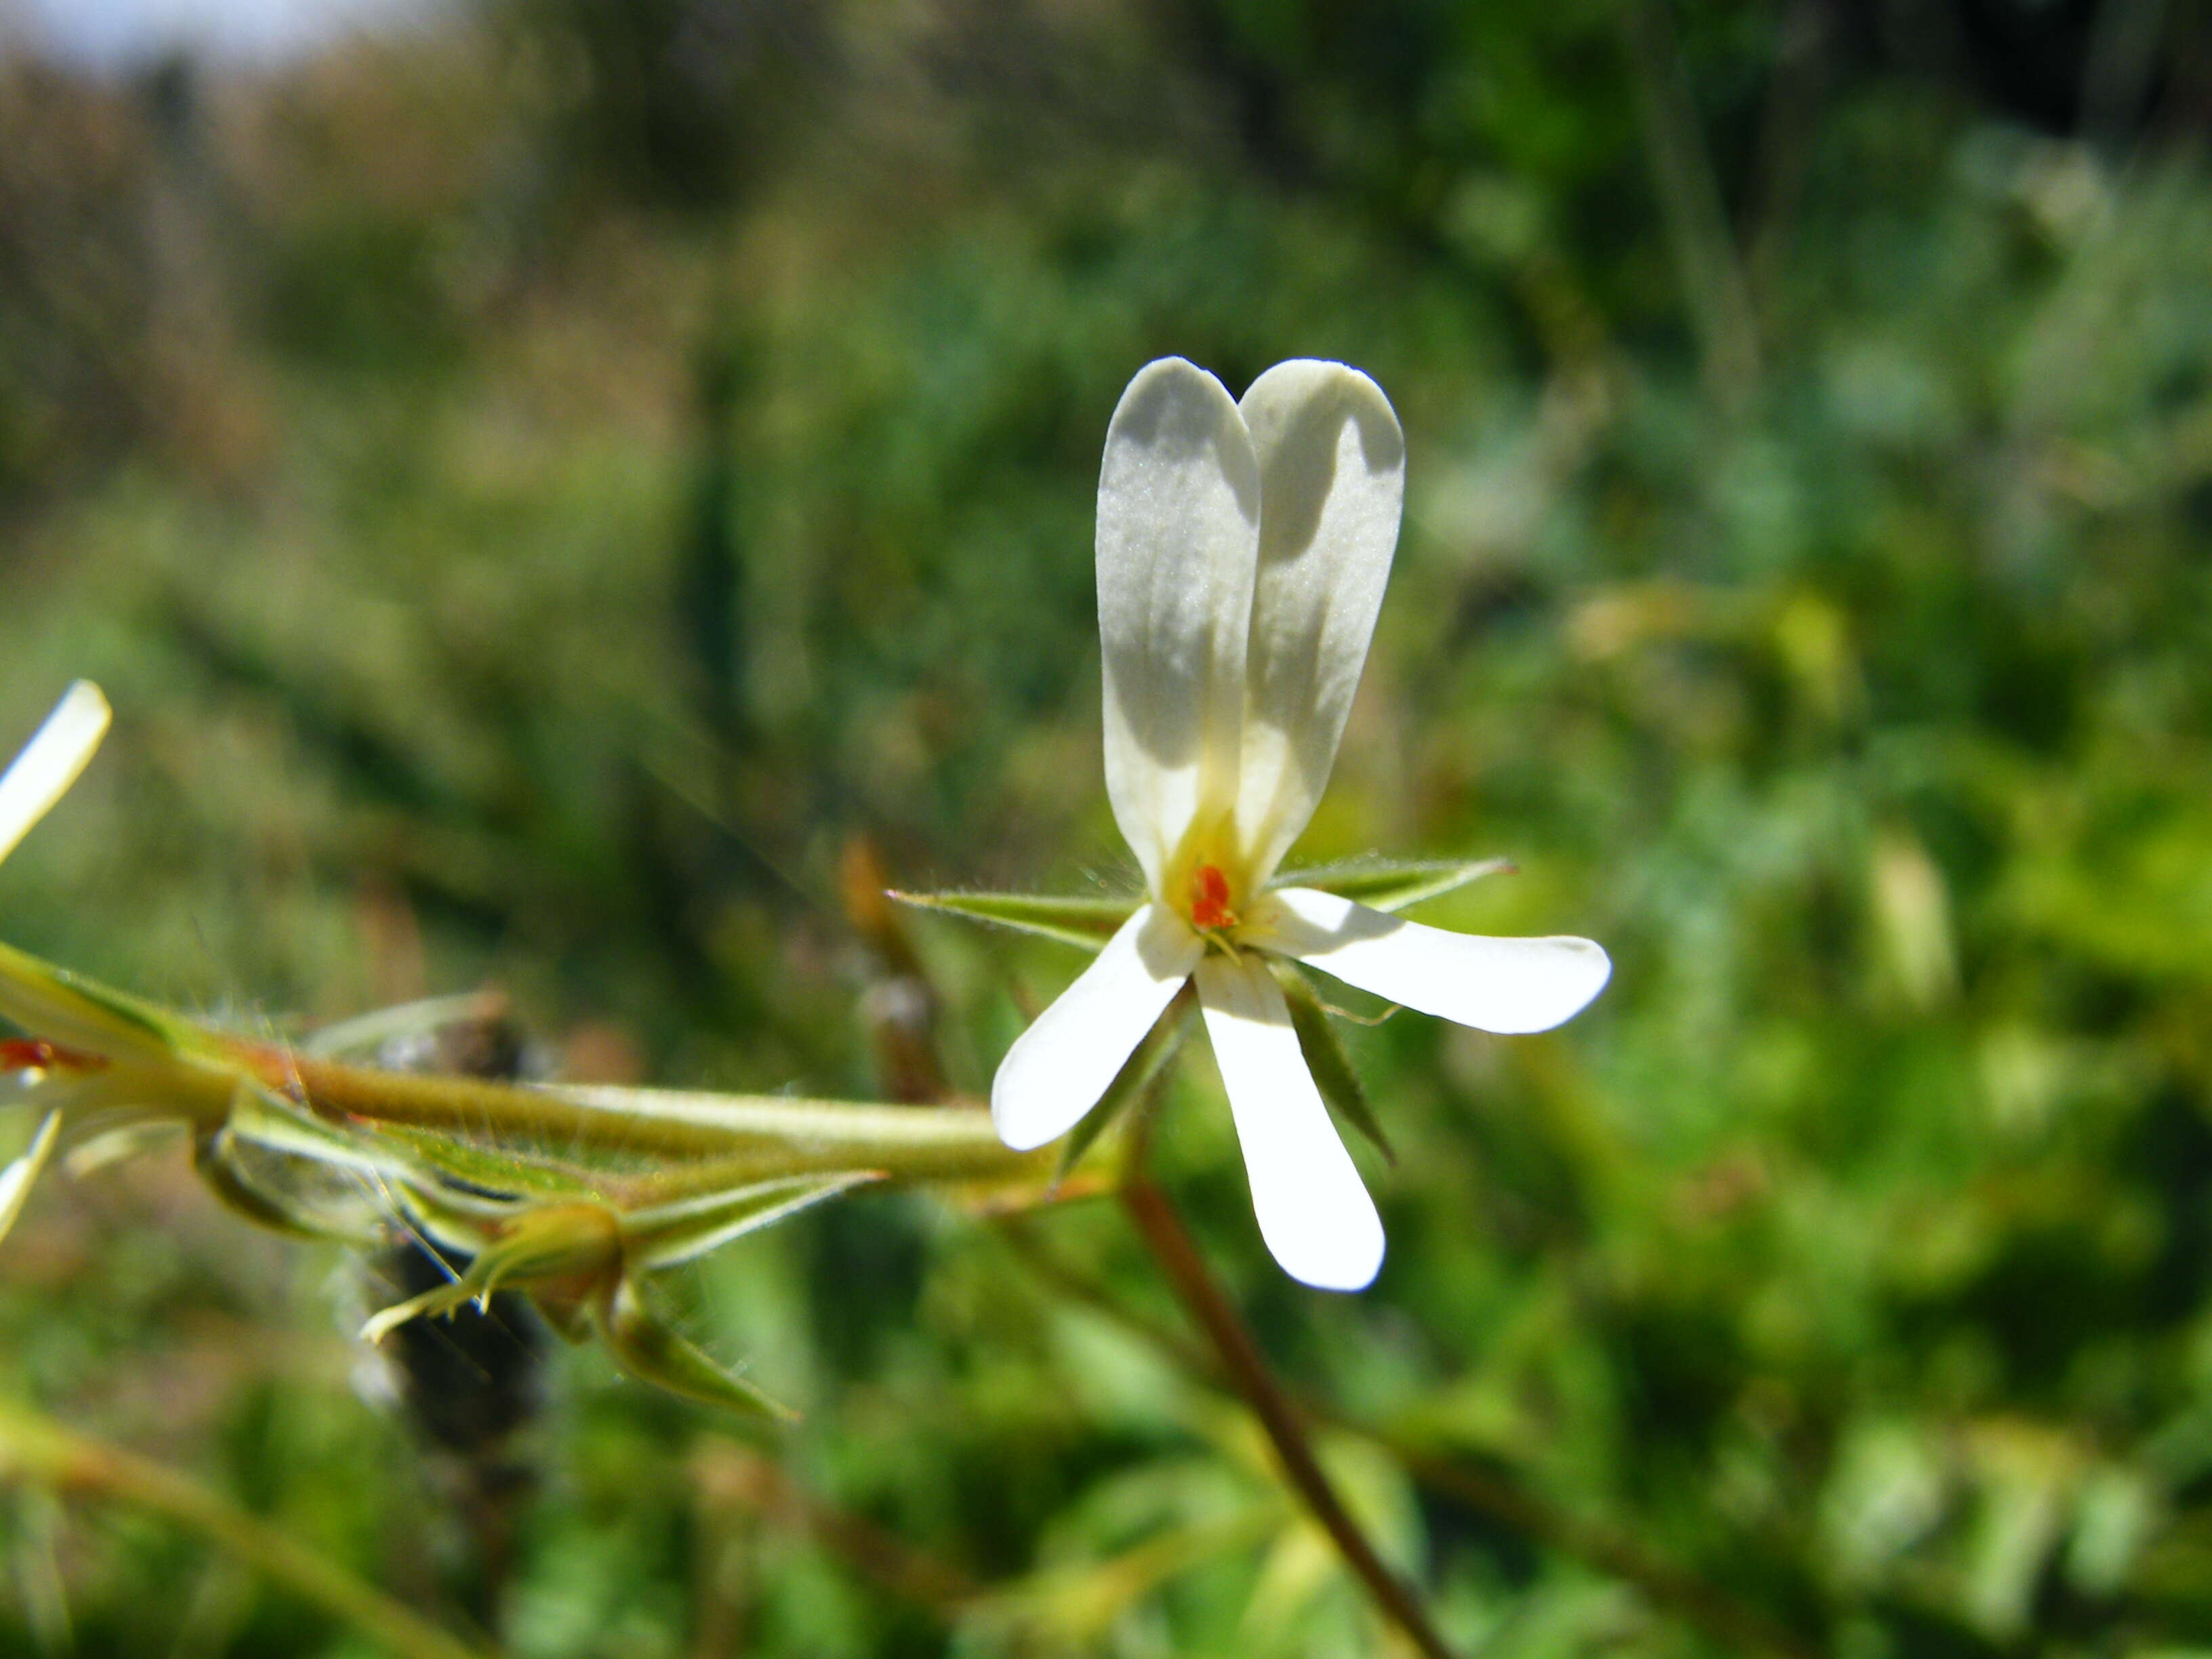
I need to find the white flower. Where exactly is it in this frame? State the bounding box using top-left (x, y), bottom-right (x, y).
top-left (990, 359), bottom-right (1610, 1292)
top-left (0, 681), bottom-right (110, 1240)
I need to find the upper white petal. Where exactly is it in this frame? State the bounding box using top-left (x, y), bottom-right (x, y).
top-left (1097, 359), bottom-right (1261, 894)
top-left (990, 903), bottom-right (1202, 1151)
top-left (1231, 362), bottom-right (1404, 882)
top-left (1253, 886), bottom-right (1610, 1035)
top-left (0, 682), bottom-right (111, 868)
top-left (1194, 951), bottom-right (1383, 1292)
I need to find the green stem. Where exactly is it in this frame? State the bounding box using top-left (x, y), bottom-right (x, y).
top-left (255, 1050), bottom-right (1037, 1181)
top-left (0, 1397), bottom-right (497, 1659)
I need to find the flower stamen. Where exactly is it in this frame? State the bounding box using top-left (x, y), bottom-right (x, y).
top-left (1189, 864), bottom-right (1238, 933)
top-left (0, 1038), bottom-right (103, 1076)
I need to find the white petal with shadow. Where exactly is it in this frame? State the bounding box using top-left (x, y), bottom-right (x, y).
top-left (1097, 359), bottom-right (1261, 892)
top-left (1195, 951), bottom-right (1383, 1292)
top-left (1231, 362), bottom-right (1404, 880)
top-left (1253, 886), bottom-right (1610, 1035)
top-left (991, 903), bottom-right (1201, 1151)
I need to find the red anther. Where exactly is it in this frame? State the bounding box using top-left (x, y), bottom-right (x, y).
top-left (0, 1039), bottom-right (56, 1072)
top-left (1189, 864), bottom-right (1236, 931)
top-left (0, 1038), bottom-right (103, 1074)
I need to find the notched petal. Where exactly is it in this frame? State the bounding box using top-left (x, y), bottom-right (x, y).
top-left (1097, 359), bottom-right (1262, 892)
top-left (1231, 364), bottom-right (1406, 880)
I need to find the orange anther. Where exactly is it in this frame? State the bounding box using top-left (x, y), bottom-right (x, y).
top-left (1189, 864), bottom-right (1236, 930)
top-left (0, 1038), bottom-right (102, 1074)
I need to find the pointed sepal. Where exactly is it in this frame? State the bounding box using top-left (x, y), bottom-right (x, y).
top-left (890, 890), bottom-right (1138, 953)
top-left (1054, 981), bottom-right (1192, 1183)
top-left (1271, 857), bottom-right (1512, 915)
top-left (601, 1275), bottom-right (796, 1421)
top-left (1267, 960), bottom-right (1394, 1166)
top-left (626, 1171), bottom-right (883, 1272)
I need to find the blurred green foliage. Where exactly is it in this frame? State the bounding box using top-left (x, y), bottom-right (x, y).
top-left (7, 0), bottom-right (2212, 1654)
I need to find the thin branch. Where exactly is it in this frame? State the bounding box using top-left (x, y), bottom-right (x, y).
top-left (1620, 0), bottom-right (1761, 413)
top-left (1120, 1173), bottom-right (1460, 1659)
top-left (0, 1397), bottom-right (496, 1659)
top-left (1745, 0), bottom-right (1833, 317)
top-left (998, 1217), bottom-right (1821, 1659)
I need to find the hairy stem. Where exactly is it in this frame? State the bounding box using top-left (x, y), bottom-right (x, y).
top-left (1120, 1173), bottom-right (1460, 1659)
top-left (0, 1397), bottom-right (496, 1659)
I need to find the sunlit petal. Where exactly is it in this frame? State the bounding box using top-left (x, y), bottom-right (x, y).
top-left (1195, 951), bottom-right (1383, 1291)
top-left (1253, 886), bottom-right (1610, 1035)
top-left (0, 1109), bottom-right (62, 1246)
top-left (1231, 363), bottom-right (1404, 881)
top-left (0, 682), bottom-right (110, 867)
top-left (1097, 358), bottom-right (1261, 893)
top-left (991, 903), bottom-right (1202, 1151)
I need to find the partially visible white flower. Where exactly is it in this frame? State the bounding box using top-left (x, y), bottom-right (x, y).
top-left (991, 359), bottom-right (1609, 1292)
top-left (0, 681), bottom-right (110, 1242)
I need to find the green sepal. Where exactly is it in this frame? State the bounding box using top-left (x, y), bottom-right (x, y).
top-left (363, 1201), bottom-right (621, 1343)
top-left (193, 1086), bottom-right (413, 1245)
top-left (1054, 985), bottom-right (1191, 1183)
top-left (0, 939), bottom-right (224, 1067)
top-left (626, 1170), bottom-right (882, 1271)
top-left (367, 1121), bottom-right (618, 1204)
top-left (1271, 857), bottom-right (1513, 914)
top-left (194, 1128), bottom-right (384, 1245)
top-left (601, 1275), bottom-right (795, 1421)
top-left (890, 890), bottom-right (1136, 952)
top-left (1268, 961), bottom-right (1394, 1166)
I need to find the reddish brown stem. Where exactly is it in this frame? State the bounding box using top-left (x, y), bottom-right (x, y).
top-left (1120, 1174), bottom-right (1460, 1659)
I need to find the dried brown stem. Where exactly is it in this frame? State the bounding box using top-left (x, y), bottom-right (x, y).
top-left (1120, 1172), bottom-right (1460, 1659)
top-left (1000, 1216), bottom-right (1820, 1659)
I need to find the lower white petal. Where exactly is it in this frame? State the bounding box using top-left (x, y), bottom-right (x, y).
top-left (1253, 886), bottom-right (1610, 1035)
top-left (0, 683), bottom-right (110, 867)
top-left (990, 903), bottom-right (1201, 1151)
top-left (1195, 952), bottom-right (1382, 1292)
